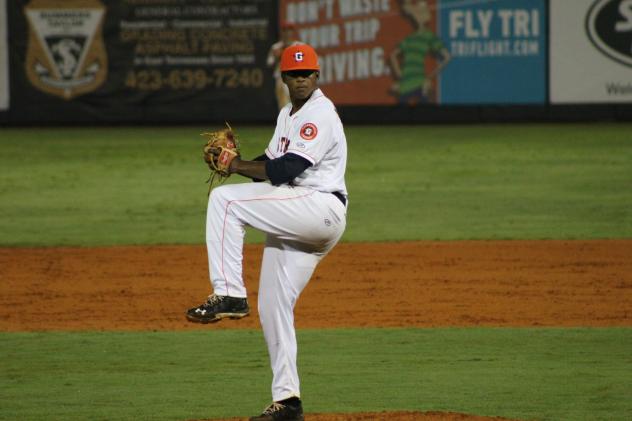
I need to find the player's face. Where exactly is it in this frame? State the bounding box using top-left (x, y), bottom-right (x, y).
top-left (283, 70), bottom-right (319, 101)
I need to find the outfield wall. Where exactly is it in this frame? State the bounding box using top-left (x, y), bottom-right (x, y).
top-left (1, 0), bottom-right (631, 125)
top-left (0, 0), bottom-right (8, 113)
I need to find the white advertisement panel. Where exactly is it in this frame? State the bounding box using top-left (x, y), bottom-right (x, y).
top-left (550, 0), bottom-right (632, 103)
top-left (0, 0), bottom-right (8, 110)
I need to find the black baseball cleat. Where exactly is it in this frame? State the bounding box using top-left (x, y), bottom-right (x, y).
top-left (185, 294), bottom-right (249, 324)
top-left (249, 399), bottom-right (304, 421)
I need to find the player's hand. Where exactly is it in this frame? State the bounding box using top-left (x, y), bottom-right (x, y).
top-left (201, 123), bottom-right (241, 190)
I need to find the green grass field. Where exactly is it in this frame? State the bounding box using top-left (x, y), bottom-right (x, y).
top-left (2, 329), bottom-right (631, 421)
top-left (1, 124), bottom-right (631, 420)
top-left (0, 124), bottom-right (630, 246)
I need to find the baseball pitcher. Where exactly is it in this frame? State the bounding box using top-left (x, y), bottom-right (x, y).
top-left (187, 43), bottom-right (348, 421)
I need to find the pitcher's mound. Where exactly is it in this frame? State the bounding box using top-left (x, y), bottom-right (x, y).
top-left (199, 411), bottom-right (519, 420)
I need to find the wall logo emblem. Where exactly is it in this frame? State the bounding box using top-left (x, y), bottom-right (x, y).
top-left (24, 0), bottom-right (107, 99)
top-left (586, 0), bottom-right (632, 67)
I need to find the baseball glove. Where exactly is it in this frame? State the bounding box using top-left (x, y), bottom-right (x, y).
top-left (201, 122), bottom-right (240, 188)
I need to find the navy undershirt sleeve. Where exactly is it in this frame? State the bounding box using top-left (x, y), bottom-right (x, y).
top-left (265, 153), bottom-right (312, 186)
top-left (252, 154), bottom-right (269, 162)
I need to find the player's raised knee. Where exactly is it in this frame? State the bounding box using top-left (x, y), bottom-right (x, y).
top-left (208, 184), bottom-right (232, 205)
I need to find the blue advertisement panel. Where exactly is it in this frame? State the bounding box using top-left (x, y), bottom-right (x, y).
top-left (438, 0), bottom-right (546, 104)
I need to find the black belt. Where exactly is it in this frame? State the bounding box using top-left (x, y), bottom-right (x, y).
top-left (332, 191), bottom-right (346, 206)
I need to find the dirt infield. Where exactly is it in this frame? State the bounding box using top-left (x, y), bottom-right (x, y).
top-left (1, 240), bottom-right (631, 331)
top-left (1, 240), bottom-right (630, 421)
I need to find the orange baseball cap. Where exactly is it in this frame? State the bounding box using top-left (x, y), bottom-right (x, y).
top-left (280, 44), bottom-right (320, 72)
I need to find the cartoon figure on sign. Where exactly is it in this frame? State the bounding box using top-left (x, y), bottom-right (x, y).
top-left (390, 0), bottom-right (451, 104)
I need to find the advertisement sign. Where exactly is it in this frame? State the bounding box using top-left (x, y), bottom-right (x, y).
top-left (280, 0), bottom-right (415, 105)
top-left (438, 0), bottom-right (546, 104)
top-left (550, 0), bottom-right (632, 103)
top-left (279, 0), bottom-right (545, 105)
top-left (8, 0), bottom-right (277, 122)
top-left (0, 0), bottom-right (8, 111)
top-left (24, 0), bottom-right (107, 100)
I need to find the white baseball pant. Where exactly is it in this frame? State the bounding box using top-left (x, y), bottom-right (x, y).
top-left (206, 182), bottom-right (346, 401)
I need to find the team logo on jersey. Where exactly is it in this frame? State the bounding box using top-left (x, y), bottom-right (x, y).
top-left (24, 0), bottom-right (108, 100)
top-left (300, 123), bottom-right (318, 140)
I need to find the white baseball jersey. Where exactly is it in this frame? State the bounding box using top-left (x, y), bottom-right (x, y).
top-left (265, 88), bottom-right (348, 198)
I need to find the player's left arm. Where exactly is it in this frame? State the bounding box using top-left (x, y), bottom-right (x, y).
top-left (230, 153), bottom-right (312, 185)
top-left (232, 113), bottom-right (332, 183)
top-left (238, 154), bottom-right (269, 182)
